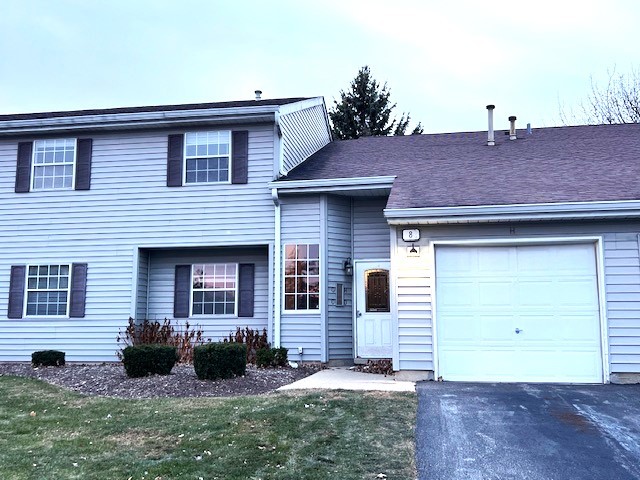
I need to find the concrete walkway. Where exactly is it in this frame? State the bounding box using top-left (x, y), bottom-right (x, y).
top-left (278, 367), bottom-right (416, 392)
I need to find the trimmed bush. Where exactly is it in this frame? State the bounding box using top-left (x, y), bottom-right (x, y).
top-left (116, 317), bottom-right (204, 364)
top-left (272, 347), bottom-right (288, 367)
top-left (256, 347), bottom-right (275, 368)
top-left (194, 342), bottom-right (246, 380)
top-left (256, 347), bottom-right (289, 368)
top-left (224, 327), bottom-right (269, 364)
top-left (122, 344), bottom-right (178, 378)
top-left (32, 350), bottom-right (65, 367)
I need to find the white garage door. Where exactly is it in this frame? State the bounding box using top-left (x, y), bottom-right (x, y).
top-left (435, 243), bottom-right (603, 383)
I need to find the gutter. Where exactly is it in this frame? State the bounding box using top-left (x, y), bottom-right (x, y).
top-left (0, 112), bottom-right (277, 136)
top-left (269, 175), bottom-right (396, 194)
top-left (384, 200), bottom-right (640, 224)
top-left (271, 188), bottom-right (282, 347)
top-left (0, 97), bottom-right (326, 136)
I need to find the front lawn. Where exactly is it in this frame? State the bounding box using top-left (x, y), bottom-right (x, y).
top-left (0, 376), bottom-right (416, 479)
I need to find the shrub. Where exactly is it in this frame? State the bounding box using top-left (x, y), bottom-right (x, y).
top-left (273, 347), bottom-right (288, 367)
top-left (194, 342), bottom-right (247, 380)
top-left (256, 347), bottom-right (288, 368)
top-left (256, 347), bottom-right (275, 368)
top-left (116, 317), bottom-right (203, 363)
top-left (32, 350), bottom-right (65, 367)
top-left (224, 326), bottom-right (269, 364)
top-left (122, 344), bottom-right (178, 378)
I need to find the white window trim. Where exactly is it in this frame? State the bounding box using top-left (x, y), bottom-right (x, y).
top-left (30, 138), bottom-right (77, 191)
top-left (282, 243), bottom-right (321, 315)
top-left (182, 130), bottom-right (233, 186)
top-left (189, 263), bottom-right (239, 317)
top-left (23, 263), bottom-right (71, 318)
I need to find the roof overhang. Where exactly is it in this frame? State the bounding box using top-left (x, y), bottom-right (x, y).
top-left (0, 106), bottom-right (282, 136)
top-left (385, 200), bottom-right (640, 225)
top-left (269, 175), bottom-right (395, 196)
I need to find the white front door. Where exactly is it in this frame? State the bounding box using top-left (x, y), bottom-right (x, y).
top-left (355, 261), bottom-right (393, 358)
top-left (435, 243), bottom-right (603, 383)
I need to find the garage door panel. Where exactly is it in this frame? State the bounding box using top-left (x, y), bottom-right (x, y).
top-left (479, 315), bottom-right (515, 341)
top-left (437, 281), bottom-right (475, 307)
top-left (477, 247), bottom-right (512, 273)
top-left (517, 349), bottom-right (603, 381)
top-left (436, 243), bottom-right (603, 383)
top-left (516, 246), bottom-right (556, 272)
top-left (555, 278), bottom-right (599, 306)
top-left (437, 249), bottom-right (477, 276)
top-left (552, 244), bottom-right (597, 272)
top-left (478, 282), bottom-right (514, 306)
top-left (437, 314), bottom-right (479, 341)
top-left (440, 348), bottom-right (518, 381)
top-left (516, 280), bottom-right (555, 305)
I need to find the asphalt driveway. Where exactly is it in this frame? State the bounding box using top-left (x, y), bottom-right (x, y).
top-left (417, 382), bottom-right (640, 480)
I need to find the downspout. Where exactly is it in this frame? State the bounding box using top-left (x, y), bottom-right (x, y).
top-left (272, 188), bottom-right (282, 347)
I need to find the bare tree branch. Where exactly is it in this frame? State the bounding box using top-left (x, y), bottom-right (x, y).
top-left (567, 67), bottom-right (640, 125)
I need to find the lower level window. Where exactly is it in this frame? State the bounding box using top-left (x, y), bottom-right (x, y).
top-left (192, 263), bottom-right (237, 315)
top-left (26, 264), bottom-right (70, 316)
top-left (284, 243), bottom-right (320, 311)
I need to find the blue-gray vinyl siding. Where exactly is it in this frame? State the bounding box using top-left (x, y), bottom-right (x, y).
top-left (353, 197), bottom-right (390, 260)
top-left (136, 249), bottom-right (150, 320)
top-left (0, 125), bottom-right (275, 361)
top-left (280, 196), bottom-right (322, 362)
top-left (144, 247), bottom-right (269, 341)
top-left (392, 221), bottom-right (640, 375)
top-left (326, 195), bottom-right (354, 360)
top-left (279, 100), bottom-right (331, 175)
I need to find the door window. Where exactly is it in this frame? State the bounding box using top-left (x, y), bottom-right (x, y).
top-left (365, 269), bottom-right (390, 312)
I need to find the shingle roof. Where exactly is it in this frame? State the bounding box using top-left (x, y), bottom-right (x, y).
top-left (284, 124), bottom-right (640, 209)
top-left (0, 97), bottom-right (309, 121)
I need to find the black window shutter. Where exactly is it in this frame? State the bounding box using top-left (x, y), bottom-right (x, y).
top-left (174, 265), bottom-right (191, 318)
top-left (238, 263), bottom-right (255, 317)
top-left (167, 134), bottom-right (184, 187)
top-left (75, 138), bottom-right (93, 190)
top-left (15, 142), bottom-right (33, 193)
top-left (69, 263), bottom-right (88, 318)
top-left (231, 131), bottom-right (249, 184)
top-left (8, 265), bottom-right (26, 319)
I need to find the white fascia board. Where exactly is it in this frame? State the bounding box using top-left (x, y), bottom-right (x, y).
top-left (384, 199), bottom-right (640, 224)
top-left (269, 175), bottom-right (396, 193)
top-left (0, 106), bottom-right (280, 135)
top-left (276, 97), bottom-right (325, 115)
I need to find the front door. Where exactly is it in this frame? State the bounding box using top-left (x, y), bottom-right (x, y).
top-left (355, 261), bottom-right (392, 358)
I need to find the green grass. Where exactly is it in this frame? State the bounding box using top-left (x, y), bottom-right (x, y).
top-left (0, 376), bottom-right (416, 479)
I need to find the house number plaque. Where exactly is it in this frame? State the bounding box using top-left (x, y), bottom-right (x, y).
top-left (402, 229), bottom-right (420, 242)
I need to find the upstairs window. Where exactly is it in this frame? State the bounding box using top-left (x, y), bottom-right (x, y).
top-left (184, 131), bottom-right (231, 184)
top-left (25, 264), bottom-right (70, 316)
top-left (284, 243), bottom-right (320, 312)
top-left (32, 139), bottom-right (76, 190)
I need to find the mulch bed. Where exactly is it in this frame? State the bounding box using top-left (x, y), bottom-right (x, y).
top-left (0, 363), bottom-right (320, 399)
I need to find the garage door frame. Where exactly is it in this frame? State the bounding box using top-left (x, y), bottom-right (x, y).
top-left (431, 236), bottom-right (610, 383)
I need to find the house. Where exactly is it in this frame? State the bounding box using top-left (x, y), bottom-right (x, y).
top-left (0, 96), bottom-right (331, 362)
top-left (1, 97), bottom-right (639, 384)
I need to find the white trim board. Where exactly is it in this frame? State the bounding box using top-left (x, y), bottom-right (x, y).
top-left (386, 200), bottom-right (640, 224)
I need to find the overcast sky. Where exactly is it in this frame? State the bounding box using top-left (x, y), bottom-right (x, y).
top-left (1, 0), bottom-right (638, 133)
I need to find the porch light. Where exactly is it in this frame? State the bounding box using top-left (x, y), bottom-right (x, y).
top-left (343, 258), bottom-right (353, 276)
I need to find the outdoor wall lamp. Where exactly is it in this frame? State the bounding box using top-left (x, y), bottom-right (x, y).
top-left (343, 257), bottom-right (353, 276)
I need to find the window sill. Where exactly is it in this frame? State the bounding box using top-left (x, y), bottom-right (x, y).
top-left (182, 181), bottom-right (231, 186)
top-left (282, 310), bottom-right (321, 315)
top-left (30, 187), bottom-right (75, 192)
